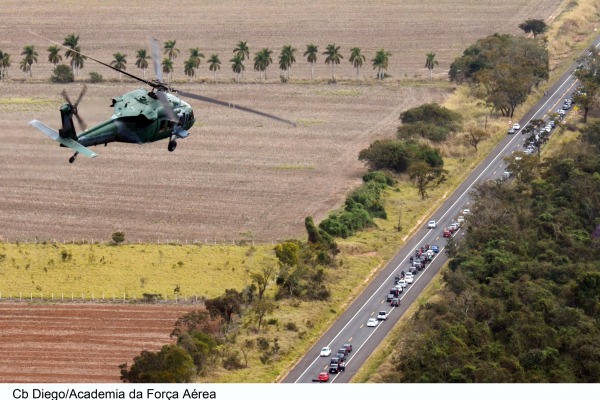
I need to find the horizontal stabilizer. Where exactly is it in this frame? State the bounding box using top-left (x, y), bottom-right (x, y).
top-left (29, 120), bottom-right (98, 158)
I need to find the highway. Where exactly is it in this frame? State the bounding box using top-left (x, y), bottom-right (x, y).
top-left (282, 35), bottom-right (600, 384)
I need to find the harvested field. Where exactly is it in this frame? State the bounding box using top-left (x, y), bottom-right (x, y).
top-left (0, 303), bottom-right (198, 383)
top-left (0, 0), bottom-right (562, 242)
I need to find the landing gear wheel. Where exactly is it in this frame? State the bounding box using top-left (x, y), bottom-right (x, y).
top-left (168, 140), bottom-right (177, 152)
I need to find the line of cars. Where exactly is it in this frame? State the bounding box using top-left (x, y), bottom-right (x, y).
top-left (317, 343), bottom-right (353, 381)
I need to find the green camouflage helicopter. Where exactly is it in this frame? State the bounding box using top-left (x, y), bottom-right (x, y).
top-left (29, 38), bottom-right (295, 163)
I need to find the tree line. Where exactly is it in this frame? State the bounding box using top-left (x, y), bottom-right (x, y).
top-left (0, 34), bottom-right (445, 83)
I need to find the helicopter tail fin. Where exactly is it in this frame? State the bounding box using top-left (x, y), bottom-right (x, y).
top-left (29, 120), bottom-right (98, 158)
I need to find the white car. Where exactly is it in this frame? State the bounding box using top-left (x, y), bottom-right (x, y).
top-left (394, 284), bottom-right (404, 292)
top-left (512, 123), bottom-right (521, 130)
top-left (396, 279), bottom-right (407, 288)
top-left (427, 220), bottom-right (437, 229)
top-left (377, 311), bottom-right (388, 320)
top-left (320, 346), bottom-right (332, 357)
top-left (461, 209), bottom-right (471, 215)
top-left (457, 215), bottom-right (465, 224)
top-left (405, 274), bottom-right (414, 284)
top-left (366, 318), bottom-right (379, 327)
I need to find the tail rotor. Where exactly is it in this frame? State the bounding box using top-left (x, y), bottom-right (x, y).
top-left (61, 84), bottom-right (88, 131)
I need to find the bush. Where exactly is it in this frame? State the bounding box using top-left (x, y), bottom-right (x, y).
top-left (51, 64), bottom-right (74, 83)
top-left (363, 170), bottom-right (396, 186)
top-left (112, 231), bottom-right (125, 245)
top-left (284, 322), bottom-right (298, 331)
top-left (89, 71), bottom-right (103, 83)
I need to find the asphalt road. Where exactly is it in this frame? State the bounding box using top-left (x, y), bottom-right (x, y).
top-left (282, 35), bottom-right (600, 384)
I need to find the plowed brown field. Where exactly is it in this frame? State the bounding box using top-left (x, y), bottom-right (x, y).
top-left (0, 0), bottom-right (562, 242)
top-left (0, 303), bottom-right (198, 383)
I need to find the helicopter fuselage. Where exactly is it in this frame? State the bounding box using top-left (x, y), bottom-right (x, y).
top-left (76, 88), bottom-right (195, 147)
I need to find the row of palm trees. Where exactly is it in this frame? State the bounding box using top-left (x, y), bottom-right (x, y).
top-left (0, 35), bottom-right (441, 82)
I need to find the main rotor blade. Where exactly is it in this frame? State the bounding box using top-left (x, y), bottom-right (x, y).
top-left (74, 84), bottom-right (87, 108)
top-left (29, 31), bottom-right (152, 87)
top-left (156, 90), bottom-right (178, 123)
top-left (150, 38), bottom-right (164, 83)
top-left (177, 90), bottom-right (296, 127)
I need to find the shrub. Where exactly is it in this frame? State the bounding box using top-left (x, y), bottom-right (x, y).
top-left (363, 170), bottom-right (396, 186)
top-left (284, 322), bottom-right (298, 331)
top-left (51, 64), bottom-right (74, 83)
top-left (89, 71), bottom-right (103, 83)
top-left (112, 231), bottom-right (125, 245)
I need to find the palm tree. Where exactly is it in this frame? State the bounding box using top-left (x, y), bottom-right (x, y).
top-left (323, 44), bottom-right (343, 81)
top-left (20, 45), bottom-right (38, 77)
top-left (111, 52), bottom-right (127, 81)
top-left (304, 44), bottom-right (318, 80)
top-left (47, 45), bottom-right (62, 66)
top-left (189, 47), bottom-right (205, 68)
top-left (425, 52), bottom-right (439, 80)
top-left (184, 58), bottom-right (196, 81)
top-left (208, 54), bottom-right (221, 82)
top-left (372, 49), bottom-right (391, 81)
top-left (230, 54), bottom-right (244, 83)
top-left (254, 49), bottom-right (268, 82)
top-left (71, 47), bottom-right (85, 77)
top-left (0, 51), bottom-right (11, 79)
top-left (63, 33), bottom-right (79, 72)
top-left (349, 47), bottom-right (365, 80)
top-left (135, 49), bottom-right (150, 79)
top-left (162, 58), bottom-right (173, 82)
top-left (233, 41), bottom-right (250, 60)
top-left (234, 41), bottom-right (249, 78)
top-left (164, 40), bottom-right (180, 61)
top-left (278, 45), bottom-right (296, 82)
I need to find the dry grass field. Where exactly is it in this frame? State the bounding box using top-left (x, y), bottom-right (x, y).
top-left (0, 0), bottom-right (562, 242)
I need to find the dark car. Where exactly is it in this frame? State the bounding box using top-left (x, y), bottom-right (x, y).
top-left (330, 357), bottom-right (340, 366)
top-left (390, 297), bottom-right (400, 307)
top-left (386, 292), bottom-right (395, 302)
top-left (431, 245), bottom-right (439, 253)
top-left (336, 352), bottom-right (346, 362)
top-left (329, 364), bottom-right (340, 374)
top-left (409, 266), bottom-right (417, 274)
top-left (342, 343), bottom-right (353, 353)
top-left (338, 347), bottom-right (349, 357)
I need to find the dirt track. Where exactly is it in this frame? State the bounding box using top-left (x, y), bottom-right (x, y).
top-left (0, 303), bottom-right (198, 383)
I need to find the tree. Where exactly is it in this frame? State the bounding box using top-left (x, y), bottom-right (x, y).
top-left (135, 49), bottom-right (150, 79)
top-left (372, 48), bottom-right (391, 81)
top-left (304, 44), bottom-right (318, 80)
top-left (463, 125), bottom-right (490, 152)
top-left (62, 33), bottom-right (79, 73)
top-left (425, 52), bottom-right (438, 79)
top-left (230, 54), bottom-right (244, 83)
top-left (0, 50), bottom-right (10, 79)
top-left (189, 47), bottom-right (205, 69)
top-left (250, 298), bottom-right (276, 332)
top-left (162, 58), bottom-right (173, 82)
top-left (20, 45), bottom-right (38, 77)
top-left (204, 289), bottom-right (243, 328)
top-left (184, 58), bottom-right (196, 81)
top-left (349, 47), bottom-right (365, 80)
top-left (519, 19), bottom-right (548, 37)
top-left (110, 52), bottom-right (127, 81)
top-left (574, 47), bottom-right (600, 123)
top-left (208, 54), bottom-right (221, 82)
top-left (163, 40), bottom-right (180, 61)
top-left (51, 64), bottom-right (74, 83)
top-left (253, 48), bottom-right (272, 82)
top-left (119, 344), bottom-right (195, 383)
top-left (112, 231), bottom-right (125, 244)
top-left (278, 45), bottom-right (296, 82)
top-left (234, 41), bottom-right (249, 78)
top-left (250, 263), bottom-right (277, 301)
top-left (323, 44), bottom-right (343, 81)
top-left (408, 161), bottom-right (447, 199)
top-left (47, 45), bottom-right (62, 66)
top-left (70, 47), bottom-right (85, 76)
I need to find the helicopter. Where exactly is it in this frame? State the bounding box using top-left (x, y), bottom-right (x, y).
top-left (29, 36), bottom-right (296, 163)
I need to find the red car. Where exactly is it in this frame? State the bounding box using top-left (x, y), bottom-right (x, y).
top-left (443, 229), bottom-right (452, 238)
top-left (318, 372), bottom-right (330, 382)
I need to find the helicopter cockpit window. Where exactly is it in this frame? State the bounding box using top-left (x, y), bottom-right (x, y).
top-left (159, 119), bottom-right (169, 132)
